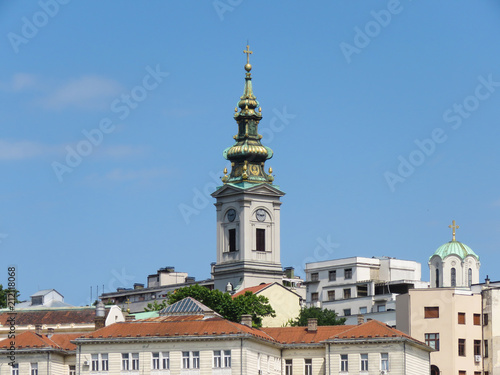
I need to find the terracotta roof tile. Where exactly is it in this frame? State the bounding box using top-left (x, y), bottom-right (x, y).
top-left (232, 283), bottom-right (271, 298)
top-left (0, 308), bottom-right (97, 326)
top-left (77, 316), bottom-right (275, 343)
top-left (261, 325), bottom-right (352, 344)
top-left (0, 331), bottom-right (79, 351)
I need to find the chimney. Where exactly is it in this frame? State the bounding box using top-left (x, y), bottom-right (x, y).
top-left (35, 324), bottom-right (42, 335)
top-left (240, 314), bottom-right (252, 327)
top-left (486, 275), bottom-right (490, 286)
top-left (125, 314), bottom-right (136, 321)
top-left (357, 314), bottom-right (364, 325)
top-left (307, 318), bottom-right (317, 332)
top-left (47, 328), bottom-right (55, 338)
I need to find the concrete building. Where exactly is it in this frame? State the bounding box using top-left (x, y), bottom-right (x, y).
top-left (305, 256), bottom-right (428, 326)
top-left (231, 282), bottom-right (303, 327)
top-left (397, 288), bottom-right (483, 375)
top-left (69, 297), bottom-right (432, 375)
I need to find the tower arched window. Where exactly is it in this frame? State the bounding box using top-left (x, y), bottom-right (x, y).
top-left (435, 268), bottom-right (440, 288)
top-left (468, 268), bottom-right (472, 287)
top-left (451, 268), bottom-right (456, 287)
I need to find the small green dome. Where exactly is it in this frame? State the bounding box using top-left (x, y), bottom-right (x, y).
top-left (430, 240), bottom-right (479, 261)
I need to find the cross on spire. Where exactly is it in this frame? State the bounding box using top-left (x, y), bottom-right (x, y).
top-left (449, 220), bottom-right (459, 241)
top-left (243, 44), bottom-right (253, 65)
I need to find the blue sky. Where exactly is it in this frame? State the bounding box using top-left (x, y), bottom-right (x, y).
top-left (1, 1), bottom-right (500, 305)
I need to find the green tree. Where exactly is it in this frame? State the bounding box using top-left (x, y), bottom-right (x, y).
top-left (147, 284), bottom-right (275, 327)
top-left (144, 299), bottom-right (168, 312)
top-left (288, 307), bottom-right (346, 326)
top-left (0, 285), bottom-right (20, 309)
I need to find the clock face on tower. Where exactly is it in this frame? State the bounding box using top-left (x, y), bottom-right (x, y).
top-left (256, 209), bottom-right (266, 222)
top-left (227, 209), bottom-right (236, 222)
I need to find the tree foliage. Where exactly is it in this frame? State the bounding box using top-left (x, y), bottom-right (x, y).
top-left (0, 285), bottom-right (20, 309)
top-left (145, 284), bottom-right (275, 327)
top-left (288, 307), bottom-right (346, 326)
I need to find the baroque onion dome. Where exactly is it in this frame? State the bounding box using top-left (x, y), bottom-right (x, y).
top-left (222, 45), bottom-right (274, 185)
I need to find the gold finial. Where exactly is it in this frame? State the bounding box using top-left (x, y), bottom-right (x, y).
top-left (125, 298), bottom-right (131, 313)
top-left (243, 44), bottom-right (253, 72)
top-left (449, 220), bottom-right (459, 241)
top-left (268, 167), bottom-right (273, 174)
top-left (222, 167), bottom-right (228, 184)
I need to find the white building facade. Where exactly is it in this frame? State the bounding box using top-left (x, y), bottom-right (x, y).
top-left (305, 256), bottom-right (428, 326)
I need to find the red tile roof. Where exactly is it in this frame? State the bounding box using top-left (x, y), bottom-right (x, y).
top-left (261, 325), bottom-right (350, 344)
top-left (0, 308), bottom-right (97, 326)
top-left (0, 331), bottom-right (79, 351)
top-left (232, 283), bottom-right (271, 298)
top-left (78, 316), bottom-right (275, 343)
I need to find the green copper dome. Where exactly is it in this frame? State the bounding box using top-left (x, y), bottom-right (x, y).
top-left (430, 240), bottom-right (479, 261)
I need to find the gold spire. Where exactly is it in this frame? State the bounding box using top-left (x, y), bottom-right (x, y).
top-left (449, 220), bottom-right (459, 241)
top-left (243, 44), bottom-right (253, 72)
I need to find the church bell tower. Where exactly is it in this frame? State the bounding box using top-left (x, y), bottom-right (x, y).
top-left (211, 46), bottom-right (285, 292)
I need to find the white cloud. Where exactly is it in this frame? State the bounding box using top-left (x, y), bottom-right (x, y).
top-left (37, 75), bottom-right (123, 110)
top-left (0, 139), bottom-right (58, 160)
top-left (11, 73), bottom-right (39, 91)
top-left (94, 145), bottom-right (147, 159)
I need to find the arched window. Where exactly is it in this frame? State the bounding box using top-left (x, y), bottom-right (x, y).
top-left (431, 365), bottom-right (440, 375)
top-left (451, 268), bottom-right (456, 287)
top-left (435, 268), bottom-right (440, 288)
top-left (468, 268), bottom-right (472, 287)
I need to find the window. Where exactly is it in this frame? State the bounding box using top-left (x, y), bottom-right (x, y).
top-left (311, 292), bottom-right (318, 302)
top-left (311, 273), bottom-right (319, 282)
top-left (344, 268), bottom-right (352, 279)
top-left (475, 372), bottom-right (482, 375)
top-left (183, 351), bottom-right (200, 369)
top-left (92, 354), bottom-right (99, 371)
top-left (474, 340), bottom-right (481, 356)
top-left (213, 351), bottom-right (221, 368)
top-left (256, 228), bottom-right (265, 251)
top-left (458, 312), bottom-right (466, 324)
top-left (451, 267), bottom-right (456, 287)
top-left (343, 288), bottom-right (351, 299)
top-left (424, 306), bottom-right (439, 318)
top-left (484, 340), bottom-right (489, 358)
top-left (381, 353), bottom-right (389, 371)
top-left (162, 352), bottom-right (170, 369)
top-left (304, 359), bottom-right (312, 375)
top-left (327, 290), bottom-right (335, 301)
top-left (69, 365), bottom-right (76, 375)
top-left (329, 270), bottom-right (336, 281)
top-left (435, 268), bottom-right (440, 288)
top-left (340, 354), bottom-right (348, 372)
top-left (459, 372), bottom-right (466, 375)
top-left (359, 306), bottom-right (367, 314)
top-left (11, 364), bottom-right (19, 375)
top-left (223, 350), bottom-right (231, 368)
top-left (343, 308), bottom-right (351, 316)
top-left (484, 313), bottom-right (489, 326)
top-left (377, 304), bottom-right (386, 312)
top-left (228, 229), bottom-right (236, 252)
top-left (131, 353), bottom-right (139, 370)
top-left (425, 333), bottom-right (440, 350)
top-left (360, 354), bottom-right (368, 371)
top-left (122, 353), bottom-right (130, 370)
top-left (357, 284), bottom-right (368, 297)
top-left (153, 352), bottom-right (169, 370)
top-left (468, 268), bottom-right (472, 287)
top-left (30, 363), bottom-right (38, 375)
top-left (101, 353), bottom-right (109, 371)
top-left (474, 313), bottom-right (481, 325)
top-left (285, 359), bottom-right (293, 375)
top-left (458, 339), bottom-right (466, 357)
